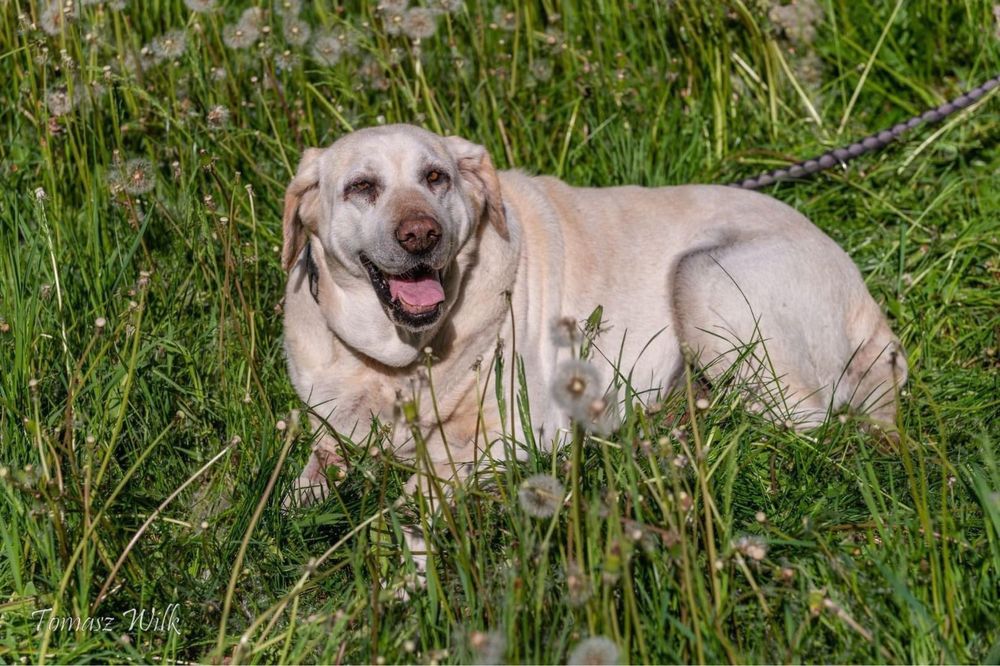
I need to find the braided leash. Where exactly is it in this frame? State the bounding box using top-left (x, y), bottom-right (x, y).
top-left (730, 74), bottom-right (1000, 190)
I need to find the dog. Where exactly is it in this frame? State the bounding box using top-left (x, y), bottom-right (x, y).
top-left (281, 123), bottom-right (906, 563)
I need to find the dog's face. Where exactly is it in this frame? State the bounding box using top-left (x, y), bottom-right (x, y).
top-left (282, 125), bottom-right (507, 361)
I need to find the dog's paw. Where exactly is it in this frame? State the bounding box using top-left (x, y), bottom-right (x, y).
top-left (281, 472), bottom-right (330, 512)
top-left (281, 451), bottom-right (340, 511)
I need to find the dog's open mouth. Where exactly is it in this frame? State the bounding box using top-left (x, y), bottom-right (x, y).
top-left (361, 254), bottom-right (445, 328)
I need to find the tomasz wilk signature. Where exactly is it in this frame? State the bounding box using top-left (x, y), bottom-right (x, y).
top-left (32, 604), bottom-right (181, 635)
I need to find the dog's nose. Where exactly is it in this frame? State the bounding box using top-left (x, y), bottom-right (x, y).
top-left (395, 216), bottom-right (442, 254)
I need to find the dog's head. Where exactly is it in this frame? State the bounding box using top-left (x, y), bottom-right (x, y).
top-left (282, 124), bottom-right (507, 362)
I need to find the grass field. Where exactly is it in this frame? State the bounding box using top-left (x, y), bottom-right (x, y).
top-left (2, 0), bottom-right (999, 663)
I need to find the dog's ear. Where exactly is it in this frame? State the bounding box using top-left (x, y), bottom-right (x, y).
top-left (282, 147), bottom-right (324, 271)
top-left (444, 135), bottom-right (508, 240)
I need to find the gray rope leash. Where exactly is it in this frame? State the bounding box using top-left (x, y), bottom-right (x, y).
top-left (730, 73), bottom-right (1000, 190)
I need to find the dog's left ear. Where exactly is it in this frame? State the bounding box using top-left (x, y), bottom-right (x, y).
top-left (282, 147), bottom-right (324, 272)
top-left (444, 135), bottom-right (508, 240)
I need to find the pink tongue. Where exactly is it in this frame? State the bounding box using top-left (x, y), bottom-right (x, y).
top-left (388, 274), bottom-right (445, 308)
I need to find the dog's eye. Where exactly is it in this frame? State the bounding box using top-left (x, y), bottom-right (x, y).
top-left (347, 179), bottom-right (374, 195)
top-left (426, 170), bottom-right (448, 186)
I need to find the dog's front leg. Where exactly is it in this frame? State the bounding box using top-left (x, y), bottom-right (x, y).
top-left (283, 415), bottom-right (348, 510)
top-left (395, 456), bottom-right (473, 599)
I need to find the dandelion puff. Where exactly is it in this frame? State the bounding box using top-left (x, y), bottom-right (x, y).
top-left (491, 6), bottom-right (516, 31)
top-left (223, 21), bottom-right (259, 49)
top-left (183, 0), bottom-right (217, 13)
top-left (565, 560), bottom-right (592, 607)
top-left (401, 7), bottom-right (437, 40)
top-left (378, 0), bottom-right (409, 15)
top-left (359, 56), bottom-right (390, 90)
top-left (114, 157), bottom-right (155, 195)
top-left (436, 0), bottom-right (464, 13)
top-left (46, 86), bottom-right (74, 116)
top-left (550, 315), bottom-right (578, 347)
top-left (518, 474), bottom-right (564, 518)
top-left (768, 0), bottom-right (823, 47)
top-left (239, 7), bottom-right (266, 30)
top-left (274, 50), bottom-right (300, 72)
top-left (275, 0), bottom-right (301, 17)
top-left (567, 636), bottom-right (620, 666)
top-left (733, 534), bottom-right (768, 561)
top-left (580, 393), bottom-right (620, 436)
top-left (40, 0), bottom-right (77, 36)
top-left (384, 12), bottom-right (404, 36)
top-left (530, 57), bottom-right (553, 83)
top-left (206, 104), bottom-right (230, 129)
top-left (108, 0), bottom-right (127, 9)
top-left (552, 359), bottom-right (602, 421)
top-left (309, 31), bottom-right (343, 66)
top-left (150, 29), bottom-right (187, 60)
top-left (282, 16), bottom-right (311, 46)
top-left (468, 630), bottom-right (505, 665)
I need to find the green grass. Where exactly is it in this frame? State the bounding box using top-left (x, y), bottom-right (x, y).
top-left (1, 0), bottom-right (999, 663)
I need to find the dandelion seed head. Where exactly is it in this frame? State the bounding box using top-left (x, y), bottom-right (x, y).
top-left (695, 397), bottom-right (709, 410)
top-left (45, 86), bottom-right (74, 116)
top-left (401, 7), bottom-right (437, 40)
top-left (276, 0), bottom-right (301, 16)
top-left (552, 359), bottom-right (601, 418)
top-left (768, 0), bottom-right (823, 47)
top-left (282, 16), bottom-right (311, 45)
top-left (550, 315), bottom-right (578, 347)
top-left (467, 630), bottom-right (505, 664)
top-left (239, 7), bottom-right (266, 29)
top-left (384, 12), bottom-right (404, 35)
top-left (436, 0), bottom-right (464, 12)
top-left (491, 6), bottom-right (516, 31)
top-left (274, 49), bottom-right (300, 71)
top-left (378, 0), bottom-right (409, 15)
top-left (310, 31), bottom-right (343, 65)
top-left (40, 1), bottom-right (78, 36)
top-left (206, 104), bottom-right (230, 129)
top-left (150, 29), bottom-right (187, 60)
top-left (518, 474), bottom-right (564, 518)
top-left (223, 21), bottom-right (259, 49)
top-left (120, 157), bottom-right (155, 195)
top-left (567, 636), bottom-right (620, 666)
top-left (734, 534), bottom-right (768, 561)
top-left (530, 58), bottom-right (553, 82)
top-left (183, 0), bottom-right (217, 13)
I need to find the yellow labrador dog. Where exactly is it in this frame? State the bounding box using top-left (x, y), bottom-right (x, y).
top-left (281, 123), bottom-right (906, 516)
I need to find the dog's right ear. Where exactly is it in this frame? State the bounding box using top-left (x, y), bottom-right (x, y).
top-left (282, 148), bottom-right (324, 272)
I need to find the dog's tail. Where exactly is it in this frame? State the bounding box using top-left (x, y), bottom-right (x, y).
top-left (730, 73), bottom-right (1000, 190)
